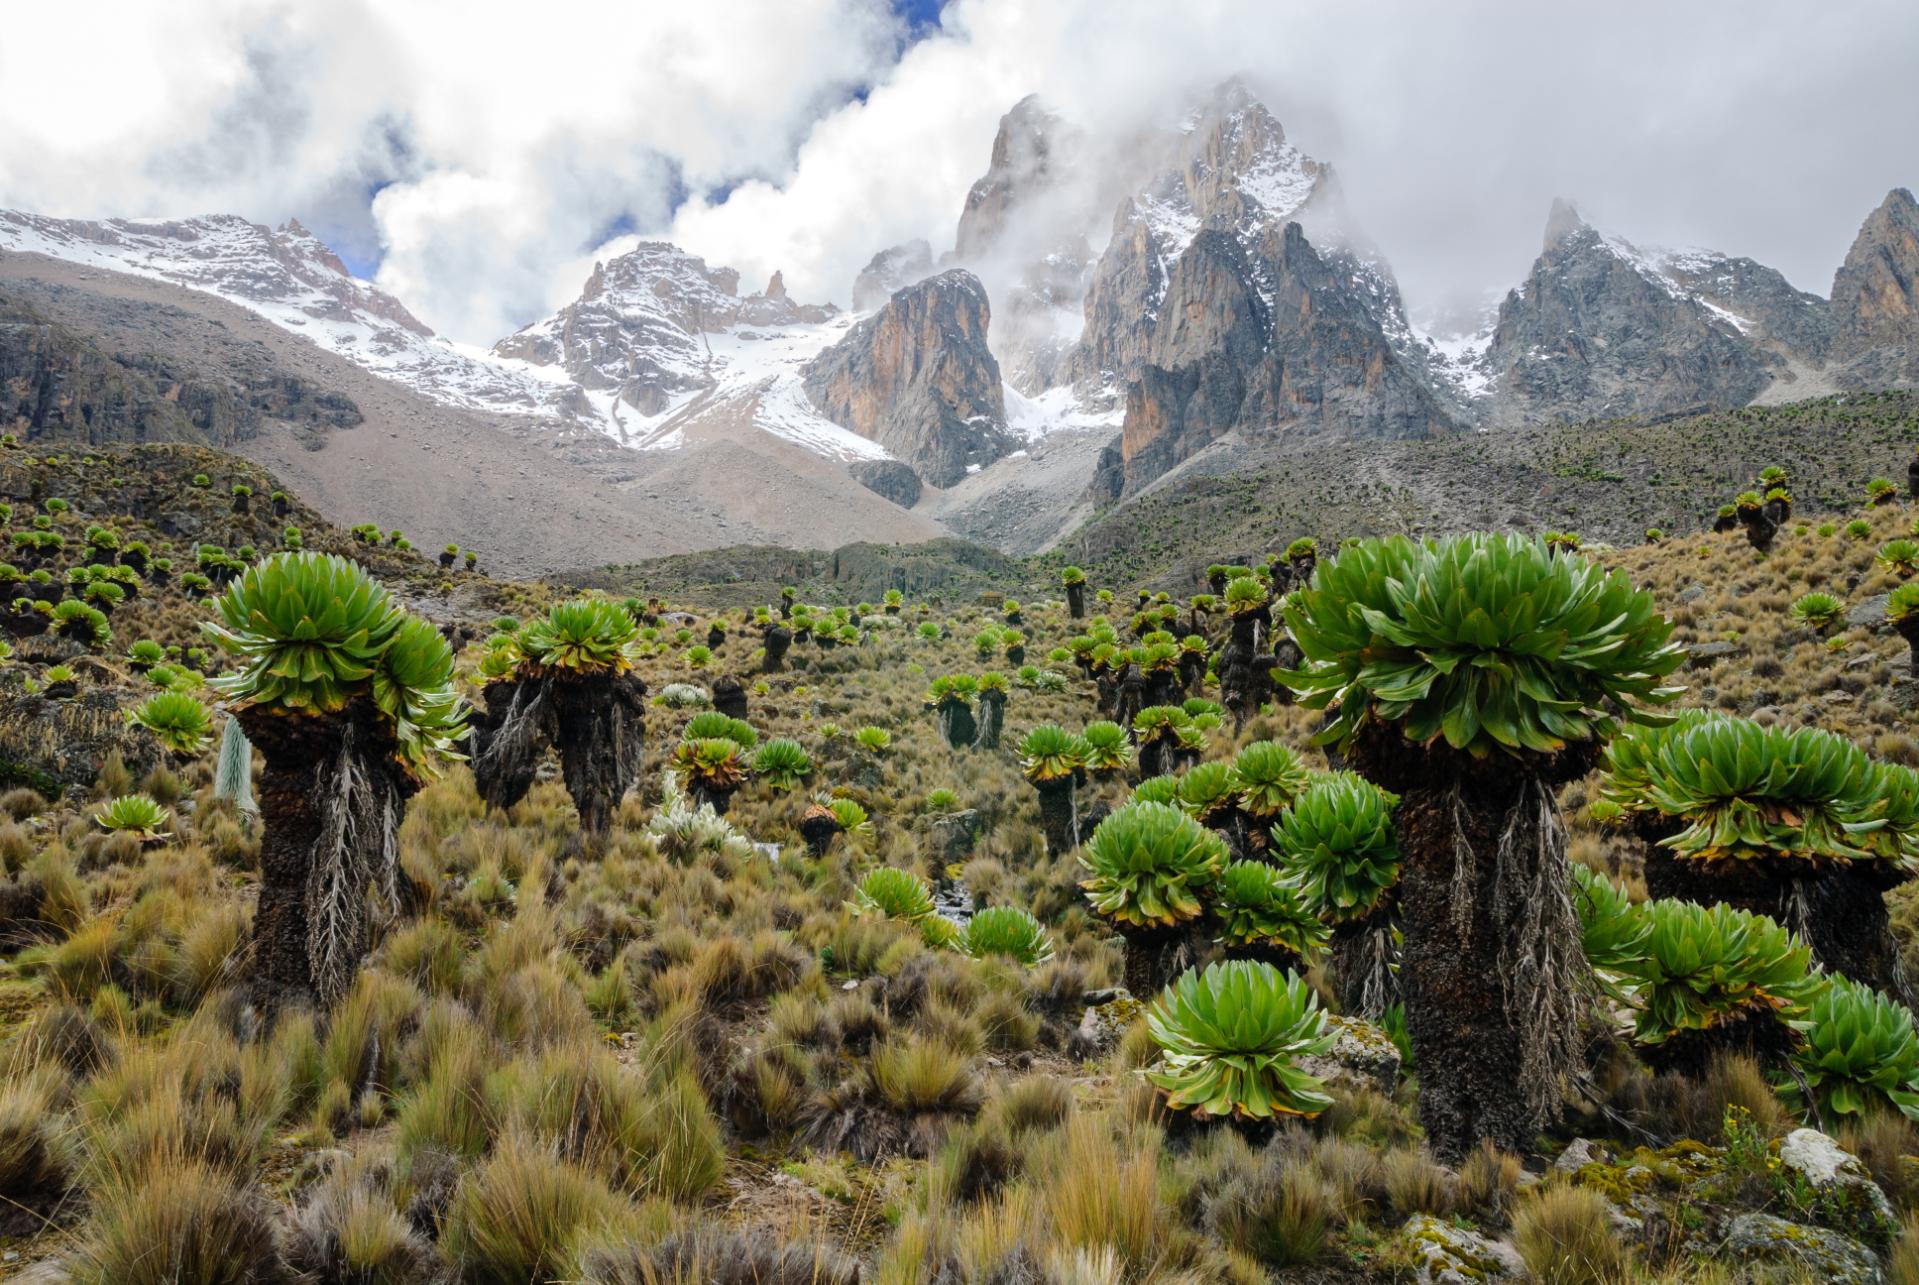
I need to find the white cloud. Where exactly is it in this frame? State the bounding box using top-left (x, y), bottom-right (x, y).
top-left (3, 0), bottom-right (1915, 343)
top-left (0, 0), bottom-right (898, 343)
top-left (672, 0), bottom-right (1919, 317)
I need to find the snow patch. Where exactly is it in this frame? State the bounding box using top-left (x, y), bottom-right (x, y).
top-left (1003, 383), bottom-right (1122, 443)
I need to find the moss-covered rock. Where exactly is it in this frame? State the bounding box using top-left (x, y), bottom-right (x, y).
top-left (1398, 1212), bottom-right (1526, 1284)
top-left (1725, 1211), bottom-right (1881, 1284)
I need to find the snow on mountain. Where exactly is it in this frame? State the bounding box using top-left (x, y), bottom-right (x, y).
top-left (1002, 383), bottom-right (1122, 444)
top-left (625, 312), bottom-right (892, 462)
top-left (1592, 227), bottom-right (1760, 336)
top-left (0, 210), bottom-right (587, 422)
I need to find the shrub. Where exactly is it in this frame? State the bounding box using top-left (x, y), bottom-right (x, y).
top-left (515, 599), bottom-right (639, 676)
top-left (957, 906), bottom-right (1053, 965)
top-left (1848, 519), bottom-right (1875, 540)
top-left (204, 552), bottom-right (398, 711)
top-left (1281, 533), bottom-right (1682, 754)
top-left (1210, 860), bottom-right (1330, 956)
top-left (684, 712), bottom-right (757, 749)
top-left (656, 683), bottom-right (710, 709)
top-left (1511, 1185), bottom-right (1629, 1285)
top-left (1231, 741), bottom-right (1312, 819)
top-left (1129, 775), bottom-right (1181, 806)
top-left (751, 738), bottom-right (811, 789)
top-left (1272, 773), bottom-right (1400, 923)
top-left (1175, 760), bottom-right (1238, 822)
top-left (1080, 720), bottom-right (1133, 774)
top-left (1570, 864), bottom-right (1650, 999)
top-left (125, 692), bottom-right (214, 755)
top-left (1790, 591), bottom-right (1845, 630)
top-left (1079, 801), bottom-right (1226, 929)
top-left (854, 725), bottom-right (892, 753)
top-left (1017, 725), bottom-right (1086, 783)
top-left (1619, 901), bottom-right (1815, 1046)
top-left (827, 798), bottom-right (869, 836)
top-left (1782, 974), bottom-right (1919, 1121)
top-left (1224, 575), bottom-right (1269, 616)
top-left (1143, 960), bottom-right (1335, 1120)
top-left (94, 794), bottom-right (171, 840)
top-left (439, 1133), bottom-right (629, 1284)
top-left (69, 1157), bottom-right (283, 1285)
top-left (1882, 539), bottom-right (1919, 577)
top-left (1600, 714), bottom-right (1912, 865)
top-left (851, 868), bottom-right (936, 923)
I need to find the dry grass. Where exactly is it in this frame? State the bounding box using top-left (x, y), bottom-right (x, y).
top-left (10, 439), bottom-right (1919, 1282)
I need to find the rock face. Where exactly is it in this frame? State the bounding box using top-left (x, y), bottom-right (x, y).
top-left (1059, 80), bottom-right (1451, 495)
top-left (1117, 221), bottom-right (1454, 490)
top-left (1830, 187), bottom-right (1919, 385)
top-left (802, 271), bottom-right (1014, 487)
top-left (1483, 201), bottom-right (1783, 427)
top-left (0, 294), bottom-right (360, 448)
top-left (493, 243), bottom-right (835, 416)
top-left (1071, 78), bottom-right (1334, 392)
top-left (852, 240), bottom-right (933, 312)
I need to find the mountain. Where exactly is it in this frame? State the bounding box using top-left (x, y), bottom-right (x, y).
top-left (947, 95), bottom-right (1097, 397)
top-left (801, 270), bottom-right (1014, 486)
top-left (4, 90), bottom-right (1916, 576)
top-left (1829, 187), bottom-right (1919, 386)
top-left (492, 243), bottom-right (836, 426)
top-left (1042, 81), bottom-right (1455, 499)
top-left (0, 211), bottom-right (581, 421)
top-left (851, 240), bottom-right (934, 311)
top-left (1481, 201), bottom-right (1787, 427)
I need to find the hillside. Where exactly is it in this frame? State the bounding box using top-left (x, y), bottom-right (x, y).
top-left (7, 433), bottom-right (1919, 1280)
top-left (1056, 390), bottom-right (1919, 589)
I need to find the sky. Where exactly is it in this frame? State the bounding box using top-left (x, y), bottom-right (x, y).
top-left (3, 0), bottom-right (1915, 346)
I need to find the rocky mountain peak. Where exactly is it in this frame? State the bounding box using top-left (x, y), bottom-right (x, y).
top-left (802, 269), bottom-right (1013, 488)
top-left (1070, 78), bottom-right (1331, 393)
top-left (955, 94), bottom-right (1072, 261)
top-left (493, 240), bottom-right (834, 417)
top-left (1484, 204), bottom-right (1786, 426)
top-left (1829, 187), bottom-right (1919, 383)
top-left (1174, 77), bottom-right (1325, 235)
top-left (1543, 198), bottom-right (1589, 251)
top-left (852, 240), bottom-right (934, 311)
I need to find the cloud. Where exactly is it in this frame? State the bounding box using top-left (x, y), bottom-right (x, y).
top-left (3, 0), bottom-right (1915, 343)
top-left (0, 0), bottom-right (899, 343)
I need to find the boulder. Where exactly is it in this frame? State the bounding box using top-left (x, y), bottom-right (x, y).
top-left (920, 808), bottom-right (981, 863)
top-left (1725, 1211), bottom-right (1881, 1285)
top-left (847, 459), bottom-right (923, 508)
top-left (1297, 1014), bottom-right (1402, 1094)
top-left (1399, 1213), bottom-right (1526, 1284)
top-left (1685, 640), bottom-right (1743, 668)
top-left (1848, 593), bottom-right (1891, 629)
top-left (1067, 991), bottom-right (1143, 1061)
top-left (1778, 1128), bottom-right (1896, 1231)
